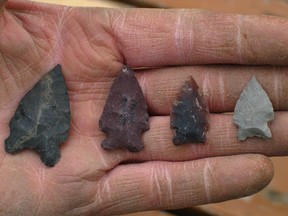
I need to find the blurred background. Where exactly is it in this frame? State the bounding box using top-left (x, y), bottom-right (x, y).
top-left (32, 0), bottom-right (288, 215)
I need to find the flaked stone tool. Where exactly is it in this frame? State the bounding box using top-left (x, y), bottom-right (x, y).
top-left (99, 66), bottom-right (149, 152)
top-left (5, 65), bottom-right (71, 167)
top-left (233, 76), bottom-right (274, 141)
top-left (170, 77), bottom-right (209, 145)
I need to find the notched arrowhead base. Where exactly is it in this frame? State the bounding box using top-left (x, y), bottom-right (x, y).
top-left (5, 65), bottom-right (71, 167)
top-left (233, 76), bottom-right (274, 141)
top-left (99, 66), bottom-right (149, 152)
top-left (171, 77), bottom-right (209, 145)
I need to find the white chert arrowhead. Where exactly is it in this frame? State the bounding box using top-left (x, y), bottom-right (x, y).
top-left (233, 76), bottom-right (274, 141)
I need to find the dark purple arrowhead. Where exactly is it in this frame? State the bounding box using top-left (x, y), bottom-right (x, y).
top-left (99, 66), bottom-right (149, 152)
top-left (171, 77), bottom-right (209, 145)
top-left (5, 65), bottom-right (71, 167)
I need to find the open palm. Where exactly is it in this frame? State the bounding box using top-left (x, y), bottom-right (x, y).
top-left (0, 0), bottom-right (288, 215)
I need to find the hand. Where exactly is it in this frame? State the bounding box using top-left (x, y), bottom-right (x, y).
top-left (0, 0), bottom-right (287, 215)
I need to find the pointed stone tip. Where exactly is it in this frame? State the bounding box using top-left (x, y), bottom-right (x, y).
top-left (54, 64), bottom-right (61, 70)
top-left (45, 64), bottom-right (63, 81)
top-left (187, 76), bottom-right (199, 88)
top-left (247, 77), bottom-right (268, 95)
top-left (177, 76), bottom-right (200, 97)
top-left (121, 65), bottom-right (134, 75)
top-left (179, 76), bottom-right (198, 92)
top-left (249, 76), bottom-right (260, 85)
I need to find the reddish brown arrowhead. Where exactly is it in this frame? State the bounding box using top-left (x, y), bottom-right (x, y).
top-left (171, 77), bottom-right (209, 145)
top-left (99, 66), bottom-right (149, 152)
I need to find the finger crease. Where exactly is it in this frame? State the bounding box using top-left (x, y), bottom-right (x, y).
top-left (203, 160), bottom-right (212, 203)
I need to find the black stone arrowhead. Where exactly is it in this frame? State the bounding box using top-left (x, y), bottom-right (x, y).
top-left (171, 77), bottom-right (209, 145)
top-left (5, 65), bottom-right (71, 167)
top-left (99, 66), bottom-right (149, 152)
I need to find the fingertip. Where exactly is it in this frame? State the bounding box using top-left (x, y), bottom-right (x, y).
top-left (213, 154), bottom-right (274, 202)
top-left (245, 154), bottom-right (274, 194)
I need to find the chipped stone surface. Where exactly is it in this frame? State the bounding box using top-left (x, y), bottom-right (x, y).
top-left (171, 77), bottom-right (209, 145)
top-left (5, 65), bottom-right (71, 167)
top-left (99, 66), bottom-right (149, 152)
top-left (233, 76), bottom-right (274, 141)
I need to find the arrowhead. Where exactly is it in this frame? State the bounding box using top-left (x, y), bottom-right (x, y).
top-left (170, 77), bottom-right (209, 145)
top-left (5, 65), bottom-right (71, 167)
top-left (99, 66), bottom-right (149, 152)
top-left (233, 77), bottom-right (274, 141)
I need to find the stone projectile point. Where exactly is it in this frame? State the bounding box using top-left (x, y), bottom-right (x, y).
top-left (171, 77), bottom-right (209, 145)
top-left (99, 66), bottom-right (149, 152)
top-left (233, 76), bottom-right (274, 141)
top-left (5, 65), bottom-right (71, 167)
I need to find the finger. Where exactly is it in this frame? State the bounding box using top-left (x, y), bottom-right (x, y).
top-left (109, 9), bottom-right (288, 66)
top-left (125, 113), bottom-right (288, 162)
top-left (91, 154), bottom-right (273, 215)
top-left (136, 66), bottom-right (288, 114)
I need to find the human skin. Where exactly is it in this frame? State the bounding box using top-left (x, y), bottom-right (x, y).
top-left (0, 0), bottom-right (288, 215)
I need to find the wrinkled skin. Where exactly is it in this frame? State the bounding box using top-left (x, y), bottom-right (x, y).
top-left (0, 0), bottom-right (288, 215)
